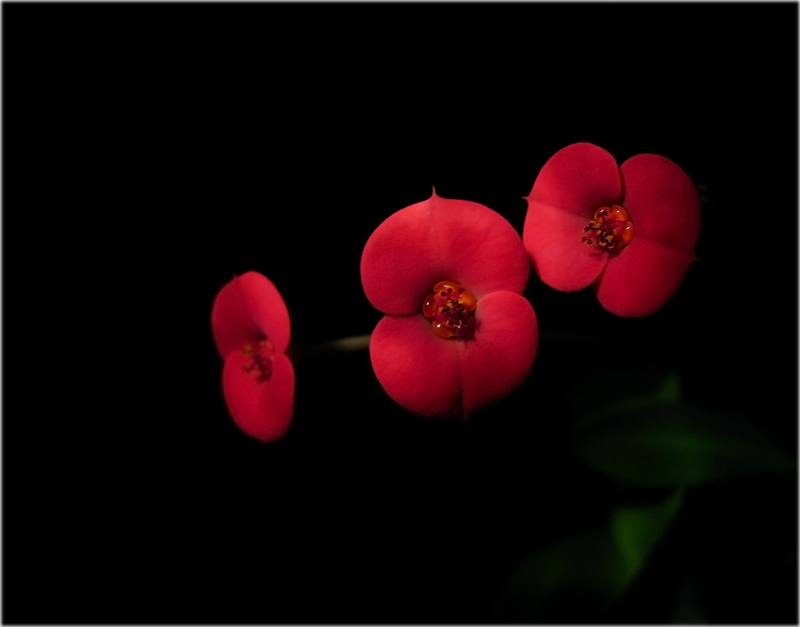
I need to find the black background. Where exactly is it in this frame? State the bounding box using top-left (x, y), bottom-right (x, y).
top-left (3, 2), bottom-right (798, 624)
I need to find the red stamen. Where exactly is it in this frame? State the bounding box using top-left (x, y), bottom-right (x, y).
top-left (242, 338), bottom-right (275, 382)
top-left (581, 204), bottom-right (635, 252)
top-left (421, 280), bottom-right (478, 340)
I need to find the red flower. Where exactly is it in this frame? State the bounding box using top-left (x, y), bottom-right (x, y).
top-left (211, 271), bottom-right (294, 442)
top-left (360, 191), bottom-right (538, 420)
top-left (523, 143), bottom-right (701, 318)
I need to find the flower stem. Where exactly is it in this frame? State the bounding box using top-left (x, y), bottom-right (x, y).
top-left (540, 330), bottom-right (615, 345)
top-left (288, 329), bottom-right (614, 363)
top-left (288, 334), bottom-right (371, 363)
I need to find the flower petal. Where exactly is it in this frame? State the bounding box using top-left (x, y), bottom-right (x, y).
top-left (360, 191), bottom-right (529, 316)
top-left (211, 271), bottom-right (291, 357)
top-left (523, 201), bottom-right (609, 291)
top-left (460, 290), bottom-right (538, 416)
top-left (369, 314), bottom-right (462, 419)
top-left (594, 238), bottom-right (697, 318)
top-left (222, 351), bottom-right (295, 443)
top-left (620, 153), bottom-right (701, 253)
top-left (369, 291), bottom-right (537, 420)
top-left (526, 142), bottom-right (622, 218)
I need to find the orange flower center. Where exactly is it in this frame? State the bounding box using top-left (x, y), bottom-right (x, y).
top-left (581, 205), bottom-right (635, 252)
top-left (421, 280), bottom-right (477, 339)
top-left (242, 338), bottom-right (274, 382)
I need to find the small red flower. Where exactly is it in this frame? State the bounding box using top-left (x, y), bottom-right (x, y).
top-left (211, 271), bottom-right (294, 442)
top-left (360, 191), bottom-right (538, 420)
top-left (523, 143), bottom-right (701, 318)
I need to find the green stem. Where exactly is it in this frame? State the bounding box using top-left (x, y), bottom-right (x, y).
top-left (287, 328), bottom-right (615, 363)
top-left (288, 333), bottom-right (371, 363)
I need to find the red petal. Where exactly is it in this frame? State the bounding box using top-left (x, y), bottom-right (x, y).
top-left (360, 191), bottom-right (529, 316)
top-left (369, 291), bottom-right (537, 420)
top-left (222, 352), bottom-right (294, 443)
top-left (211, 271), bottom-right (291, 358)
top-left (594, 238), bottom-right (697, 318)
top-left (526, 143), bottom-right (622, 218)
top-left (460, 291), bottom-right (538, 416)
top-left (523, 201), bottom-right (608, 291)
top-left (620, 153), bottom-right (701, 253)
top-left (369, 314), bottom-right (462, 419)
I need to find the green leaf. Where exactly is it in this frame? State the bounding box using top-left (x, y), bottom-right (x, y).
top-left (568, 367), bottom-right (685, 432)
top-left (571, 399), bottom-right (795, 487)
top-left (568, 368), bottom-right (795, 487)
top-left (612, 489), bottom-right (683, 576)
top-left (494, 526), bottom-right (627, 622)
top-left (495, 490), bottom-right (683, 622)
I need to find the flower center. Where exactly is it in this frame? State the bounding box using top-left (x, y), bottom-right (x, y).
top-left (581, 205), bottom-right (635, 252)
top-left (242, 338), bottom-right (275, 382)
top-left (421, 280), bottom-right (477, 339)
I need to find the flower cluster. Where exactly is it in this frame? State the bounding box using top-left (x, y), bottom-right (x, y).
top-left (211, 143), bottom-right (700, 440)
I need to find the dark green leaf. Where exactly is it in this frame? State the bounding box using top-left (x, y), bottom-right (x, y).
top-left (495, 490), bottom-right (683, 622)
top-left (494, 526), bottom-right (627, 622)
top-left (612, 489), bottom-right (683, 575)
top-left (569, 367), bottom-right (684, 432)
top-left (568, 367), bottom-right (794, 487)
top-left (571, 399), bottom-right (795, 487)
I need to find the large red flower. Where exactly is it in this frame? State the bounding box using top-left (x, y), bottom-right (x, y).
top-left (523, 143), bottom-right (701, 318)
top-left (211, 271), bottom-right (294, 442)
top-left (360, 191), bottom-right (538, 420)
